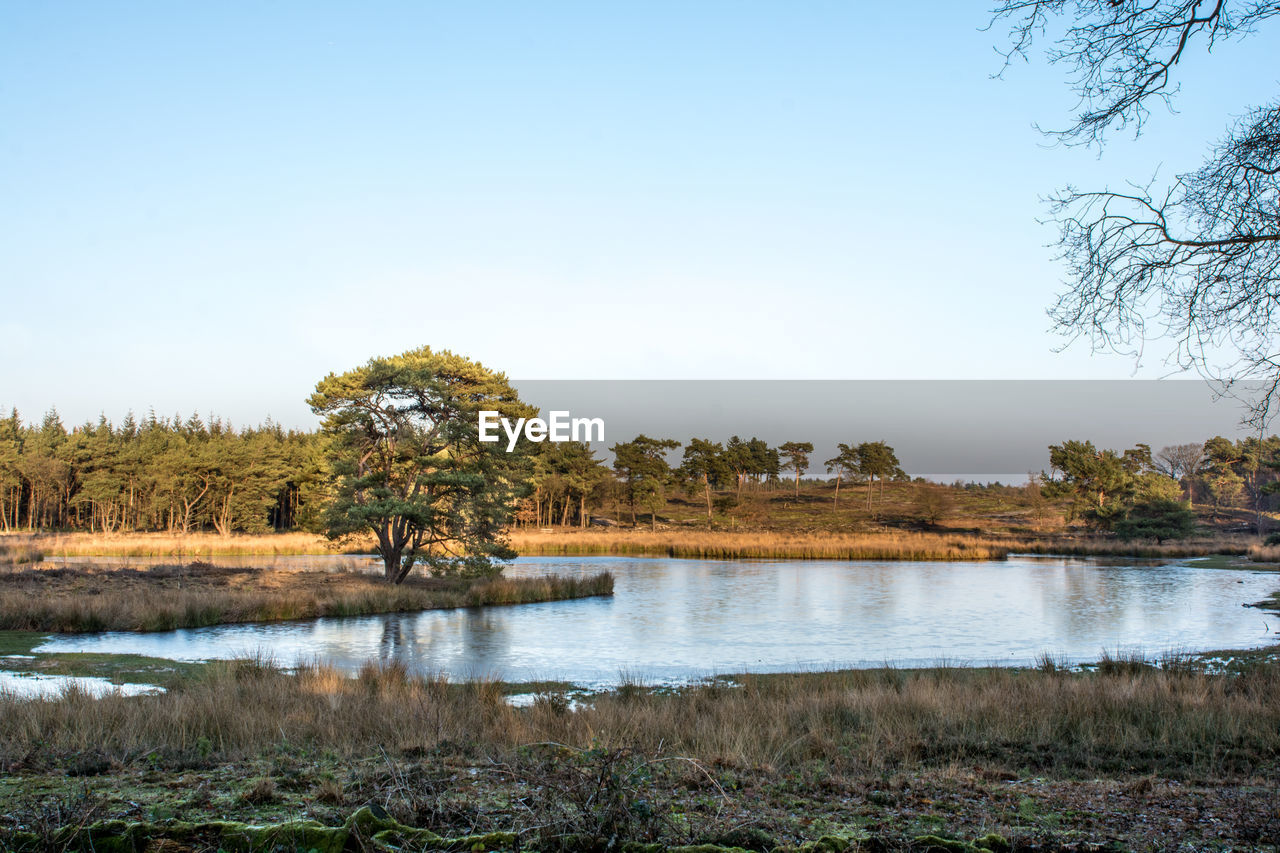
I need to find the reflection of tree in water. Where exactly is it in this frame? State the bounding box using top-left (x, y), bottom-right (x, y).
top-left (1046, 564), bottom-right (1117, 640)
top-left (455, 608), bottom-right (511, 679)
top-left (379, 614), bottom-right (417, 661)
top-left (370, 610), bottom-right (516, 679)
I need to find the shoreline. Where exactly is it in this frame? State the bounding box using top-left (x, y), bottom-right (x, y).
top-left (7, 528), bottom-right (1276, 563)
top-left (6, 631), bottom-right (1278, 699)
top-left (0, 564), bottom-right (615, 634)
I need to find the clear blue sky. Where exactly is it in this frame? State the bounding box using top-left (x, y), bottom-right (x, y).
top-left (2, 2), bottom-right (1276, 428)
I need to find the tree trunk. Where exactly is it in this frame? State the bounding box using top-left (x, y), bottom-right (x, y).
top-left (377, 525), bottom-right (403, 582)
top-left (381, 547), bottom-right (402, 582)
top-left (213, 488), bottom-right (234, 536)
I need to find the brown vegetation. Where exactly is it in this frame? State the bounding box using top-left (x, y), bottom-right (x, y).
top-left (0, 563), bottom-right (613, 632)
top-left (8, 523), bottom-right (1267, 567)
top-left (0, 540), bottom-right (42, 567)
top-left (2, 659), bottom-right (1279, 849)
top-left (6, 657), bottom-right (1280, 790)
top-left (1249, 542), bottom-right (1280, 562)
top-left (511, 527), bottom-right (1258, 561)
top-left (9, 531), bottom-right (356, 558)
top-left (512, 529), bottom-right (1009, 560)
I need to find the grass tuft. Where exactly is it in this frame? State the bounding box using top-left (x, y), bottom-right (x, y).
top-left (0, 564), bottom-right (613, 633)
top-left (2, 658), bottom-right (1278, 781)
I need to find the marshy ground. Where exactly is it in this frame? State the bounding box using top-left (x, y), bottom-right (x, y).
top-left (2, 657), bottom-right (1280, 851)
top-left (0, 561), bottom-right (615, 633)
top-left (2, 522), bottom-right (1279, 851)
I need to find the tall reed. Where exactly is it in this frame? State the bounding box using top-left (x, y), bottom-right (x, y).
top-left (2, 659), bottom-right (1276, 780)
top-left (513, 528), bottom-right (1260, 561)
top-left (7, 531), bottom-right (360, 558)
top-left (511, 530), bottom-right (1009, 561)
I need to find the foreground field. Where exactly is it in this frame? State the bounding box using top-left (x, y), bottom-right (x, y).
top-left (0, 563), bottom-right (614, 632)
top-left (2, 658), bottom-right (1279, 851)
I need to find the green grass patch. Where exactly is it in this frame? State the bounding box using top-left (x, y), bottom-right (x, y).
top-left (1184, 554), bottom-right (1280, 571)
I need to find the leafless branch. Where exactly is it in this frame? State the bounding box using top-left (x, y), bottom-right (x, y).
top-left (990, 0), bottom-right (1280, 144)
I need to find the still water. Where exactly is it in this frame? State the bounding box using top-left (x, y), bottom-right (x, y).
top-left (33, 556), bottom-right (1280, 687)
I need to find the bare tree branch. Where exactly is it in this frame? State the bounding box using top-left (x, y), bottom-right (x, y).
top-left (990, 0), bottom-right (1279, 144)
top-left (1045, 104), bottom-right (1280, 421)
top-left (990, 2), bottom-right (1280, 425)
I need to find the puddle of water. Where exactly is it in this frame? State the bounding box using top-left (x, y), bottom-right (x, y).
top-left (0, 670), bottom-right (163, 699)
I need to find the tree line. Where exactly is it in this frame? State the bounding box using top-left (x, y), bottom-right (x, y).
top-left (3, 402), bottom-right (1279, 539)
top-left (0, 404), bottom-right (907, 535)
top-left (1042, 436), bottom-right (1280, 539)
top-left (0, 409), bottom-right (327, 534)
top-left (516, 435), bottom-right (909, 529)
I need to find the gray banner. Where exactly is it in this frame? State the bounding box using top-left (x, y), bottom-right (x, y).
top-left (511, 380), bottom-right (1265, 481)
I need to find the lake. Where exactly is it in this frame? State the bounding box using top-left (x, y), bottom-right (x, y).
top-left (32, 555), bottom-right (1280, 687)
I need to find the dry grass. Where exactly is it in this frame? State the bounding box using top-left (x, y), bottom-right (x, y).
top-left (2, 658), bottom-right (1277, 781)
top-left (5, 531), bottom-right (365, 558)
top-left (0, 540), bottom-right (43, 566)
top-left (1249, 543), bottom-right (1280, 562)
top-left (511, 529), bottom-right (1010, 561)
top-left (4, 526), bottom-right (1264, 567)
top-left (0, 564), bottom-right (613, 632)
top-left (1005, 534), bottom-right (1254, 558)
top-left (510, 528), bottom-right (1259, 561)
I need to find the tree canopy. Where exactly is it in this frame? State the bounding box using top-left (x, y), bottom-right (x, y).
top-left (1113, 497), bottom-right (1198, 542)
top-left (0, 408), bottom-right (322, 535)
top-left (610, 435), bottom-right (681, 526)
top-left (779, 441), bottom-right (814, 498)
top-left (856, 441), bottom-right (903, 514)
top-left (1043, 438), bottom-right (1181, 525)
top-left (308, 346), bottom-right (536, 583)
top-left (680, 438), bottom-right (731, 519)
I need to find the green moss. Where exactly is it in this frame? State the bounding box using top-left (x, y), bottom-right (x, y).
top-left (221, 820), bottom-right (349, 853)
top-left (436, 831), bottom-right (520, 851)
top-left (972, 835), bottom-right (1010, 853)
top-left (620, 844), bottom-right (666, 853)
top-left (800, 836), bottom-right (852, 853)
top-left (907, 836), bottom-right (1013, 853)
top-left (909, 837), bottom-right (977, 853)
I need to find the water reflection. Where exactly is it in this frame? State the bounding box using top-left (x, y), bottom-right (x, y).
top-left (378, 615), bottom-right (414, 661)
top-left (32, 556), bottom-right (1280, 687)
